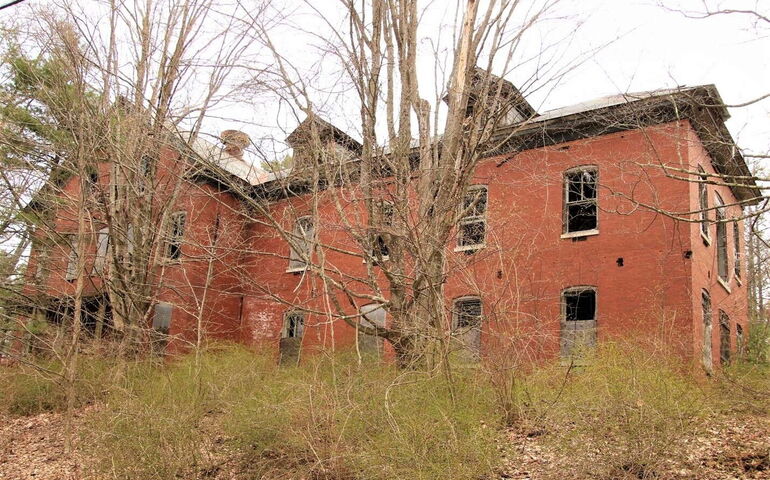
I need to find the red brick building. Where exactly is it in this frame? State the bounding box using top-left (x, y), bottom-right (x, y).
top-left (20, 80), bottom-right (760, 370)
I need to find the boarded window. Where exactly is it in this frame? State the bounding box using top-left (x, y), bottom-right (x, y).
top-left (702, 289), bottom-right (713, 372)
top-left (458, 186), bottom-right (487, 250)
top-left (564, 168), bottom-right (597, 234)
top-left (561, 287), bottom-right (597, 360)
top-left (65, 234), bottom-right (78, 281)
top-left (152, 302), bottom-right (172, 334)
top-left (94, 227), bottom-right (109, 275)
top-left (719, 310), bottom-right (730, 365)
top-left (715, 194), bottom-right (728, 281)
top-left (358, 303), bottom-right (386, 356)
top-left (288, 216), bottom-right (314, 270)
top-left (452, 297), bottom-right (483, 357)
top-left (733, 219), bottom-right (741, 278)
top-left (698, 166), bottom-right (709, 239)
top-left (166, 212), bottom-right (186, 260)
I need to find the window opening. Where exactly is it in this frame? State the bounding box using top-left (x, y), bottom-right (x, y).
top-left (458, 186), bottom-right (487, 250)
top-left (560, 287), bottom-right (597, 359)
top-left (166, 212), bottom-right (186, 260)
top-left (698, 166), bottom-right (709, 239)
top-left (288, 216), bottom-right (314, 270)
top-left (65, 234), bottom-right (78, 281)
top-left (702, 289), bottom-right (713, 372)
top-left (283, 311), bottom-right (305, 339)
top-left (719, 310), bottom-right (730, 365)
top-left (452, 297), bottom-right (483, 357)
top-left (733, 219), bottom-right (741, 278)
top-left (715, 194), bottom-right (728, 282)
top-left (564, 168), bottom-right (597, 234)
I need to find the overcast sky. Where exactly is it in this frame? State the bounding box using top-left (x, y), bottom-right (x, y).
top-left (2, 0), bottom-right (768, 164)
top-left (231, 0), bottom-right (770, 166)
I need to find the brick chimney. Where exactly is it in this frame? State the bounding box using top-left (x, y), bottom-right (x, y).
top-left (220, 130), bottom-right (251, 159)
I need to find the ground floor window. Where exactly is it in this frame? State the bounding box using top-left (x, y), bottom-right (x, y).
top-left (561, 287), bottom-right (597, 360)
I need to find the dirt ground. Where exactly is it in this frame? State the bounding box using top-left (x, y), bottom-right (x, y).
top-left (1, 409), bottom-right (768, 479)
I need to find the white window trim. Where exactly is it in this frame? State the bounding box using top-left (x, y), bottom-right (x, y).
top-left (717, 276), bottom-right (732, 294)
top-left (456, 185), bottom-right (488, 251)
top-left (560, 229), bottom-right (599, 240)
top-left (563, 166), bottom-right (599, 236)
top-left (700, 230), bottom-right (712, 246)
top-left (287, 215), bottom-right (314, 272)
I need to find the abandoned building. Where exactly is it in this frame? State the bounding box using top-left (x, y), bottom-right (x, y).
top-left (19, 72), bottom-right (760, 370)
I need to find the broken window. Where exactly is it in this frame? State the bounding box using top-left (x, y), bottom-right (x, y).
top-left (560, 287), bottom-right (597, 359)
top-left (719, 310), bottom-right (730, 365)
top-left (702, 289), bottom-right (713, 372)
top-left (733, 219), bottom-right (741, 279)
top-left (452, 297), bottom-right (483, 357)
top-left (288, 216), bottom-right (314, 271)
top-left (698, 166), bottom-right (709, 240)
top-left (85, 168), bottom-right (99, 196)
top-left (564, 168), bottom-right (597, 234)
top-left (280, 311), bottom-right (305, 365)
top-left (715, 194), bottom-right (728, 282)
top-left (65, 234), bottom-right (78, 281)
top-left (283, 311), bottom-right (305, 339)
top-left (165, 212), bottom-right (186, 261)
top-left (94, 227), bottom-right (109, 275)
top-left (370, 201), bottom-right (393, 263)
top-left (457, 186), bottom-right (487, 250)
top-left (736, 323), bottom-right (744, 358)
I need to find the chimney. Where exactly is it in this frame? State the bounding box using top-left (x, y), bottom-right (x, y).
top-left (220, 130), bottom-right (251, 159)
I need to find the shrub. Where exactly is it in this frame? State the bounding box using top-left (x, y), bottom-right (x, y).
top-left (525, 343), bottom-right (707, 479)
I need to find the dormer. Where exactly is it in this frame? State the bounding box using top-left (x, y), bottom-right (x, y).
top-left (444, 67), bottom-right (537, 126)
top-left (286, 116), bottom-right (362, 170)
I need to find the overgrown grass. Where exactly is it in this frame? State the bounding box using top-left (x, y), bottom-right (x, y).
top-left (83, 347), bottom-right (499, 480)
top-left (0, 356), bottom-right (117, 416)
top-left (2, 341), bottom-right (768, 480)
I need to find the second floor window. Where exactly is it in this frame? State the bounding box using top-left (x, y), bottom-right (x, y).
top-left (564, 167), bottom-right (597, 234)
top-left (371, 201), bottom-right (394, 263)
top-left (166, 212), bottom-right (186, 261)
top-left (288, 216), bottom-right (314, 271)
top-left (715, 194), bottom-right (728, 282)
top-left (698, 166), bottom-right (709, 240)
top-left (733, 219), bottom-right (741, 279)
top-left (94, 227), bottom-right (110, 274)
top-left (457, 186), bottom-right (487, 250)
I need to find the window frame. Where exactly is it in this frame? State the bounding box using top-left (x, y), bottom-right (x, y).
top-left (283, 311), bottom-right (305, 339)
top-left (287, 215), bottom-right (314, 272)
top-left (164, 211), bottom-right (187, 262)
top-left (562, 166), bottom-right (599, 238)
top-left (455, 185), bottom-right (488, 252)
top-left (698, 165), bottom-right (711, 244)
top-left (65, 234), bottom-right (78, 282)
top-left (733, 218), bottom-right (741, 281)
top-left (93, 227), bottom-right (110, 275)
top-left (560, 286), bottom-right (598, 360)
top-left (718, 310), bottom-right (730, 365)
top-left (368, 201), bottom-right (394, 264)
top-left (714, 193), bottom-right (729, 286)
top-left (451, 296), bottom-right (483, 331)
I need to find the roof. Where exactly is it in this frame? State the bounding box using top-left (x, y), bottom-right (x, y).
top-left (192, 85), bottom-right (760, 206)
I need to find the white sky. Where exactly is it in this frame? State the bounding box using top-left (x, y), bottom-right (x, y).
top-left (2, 0), bottom-right (769, 167)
